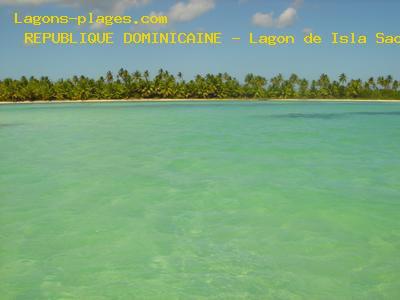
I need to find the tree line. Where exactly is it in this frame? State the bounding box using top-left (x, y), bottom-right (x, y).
top-left (1, 69), bottom-right (399, 101)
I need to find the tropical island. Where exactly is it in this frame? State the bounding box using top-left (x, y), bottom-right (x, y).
top-left (0, 69), bottom-right (399, 102)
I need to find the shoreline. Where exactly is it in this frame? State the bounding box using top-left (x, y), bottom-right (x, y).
top-left (1, 98), bottom-right (400, 105)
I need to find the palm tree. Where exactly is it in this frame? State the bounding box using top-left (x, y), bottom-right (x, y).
top-left (377, 76), bottom-right (385, 89)
top-left (339, 73), bottom-right (347, 86)
top-left (1, 70), bottom-right (400, 101)
top-left (106, 71), bottom-right (114, 84)
top-left (368, 77), bottom-right (376, 90)
top-left (386, 75), bottom-right (393, 90)
top-left (177, 72), bottom-right (183, 82)
top-left (298, 79), bottom-right (309, 98)
top-left (318, 74), bottom-right (331, 98)
top-left (346, 79), bottom-right (363, 98)
top-left (392, 80), bottom-right (399, 91)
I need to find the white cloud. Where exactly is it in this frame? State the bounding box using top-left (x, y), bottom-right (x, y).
top-left (292, 0), bottom-right (303, 9)
top-left (144, 0), bottom-right (215, 29)
top-left (252, 12), bottom-right (274, 28)
top-left (276, 7), bottom-right (296, 28)
top-left (252, 0), bottom-right (303, 29)
top-left (168, 0), bottom-right (215, 22)
top-left (104, 0), bottom-right (150, 15)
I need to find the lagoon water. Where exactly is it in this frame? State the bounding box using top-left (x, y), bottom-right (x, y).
top-left (0, 101), bottom-right (399, 299)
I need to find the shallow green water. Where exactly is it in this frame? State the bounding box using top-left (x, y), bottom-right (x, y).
top-left (1, 101), bottom-right (400, 299)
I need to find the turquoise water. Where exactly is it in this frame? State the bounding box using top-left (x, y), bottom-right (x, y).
top-left (1, 101), bottom-right (400, 299)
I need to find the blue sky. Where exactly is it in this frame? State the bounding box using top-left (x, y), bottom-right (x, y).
top-left (0, 0), bottom-right (399, 81)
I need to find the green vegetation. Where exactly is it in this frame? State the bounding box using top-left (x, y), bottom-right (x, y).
top-left (1, 69), bottom-right (399, 101)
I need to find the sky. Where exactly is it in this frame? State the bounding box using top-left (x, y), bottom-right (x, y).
top-left (0, 0), bottom-right (399, 81)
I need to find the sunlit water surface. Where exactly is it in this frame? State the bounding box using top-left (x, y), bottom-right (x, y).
top-left (1, 101), bottom-right (399, 299)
